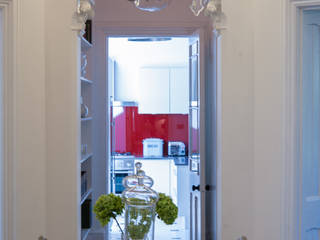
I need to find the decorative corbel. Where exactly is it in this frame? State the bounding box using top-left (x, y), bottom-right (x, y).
top-left (71, 0), bottom-right (95, 36)
top-left (190, 0), bottom-right (209, 16)
top-left (190, 0), bottom-right (226, 31)
top-left (203, 0), bottom-right (227, 30)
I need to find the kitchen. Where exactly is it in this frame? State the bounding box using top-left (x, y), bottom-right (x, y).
top-left (107, 37), bottom-right (198, 239)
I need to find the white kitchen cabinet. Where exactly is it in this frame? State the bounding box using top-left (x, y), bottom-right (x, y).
top-left (134, 158), bottom-right (177, 204)
top-left (170, 67), bottom-right (189, 114)
top-left (138, 67), bottom-right (170, 114)
top-left (138, 66), bottom-right (188, 114)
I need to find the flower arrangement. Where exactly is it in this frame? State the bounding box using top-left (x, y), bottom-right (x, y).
top-left (93, 193), bottom-right (178, 238)
top-left (93, 194), bottom-right (125, 233)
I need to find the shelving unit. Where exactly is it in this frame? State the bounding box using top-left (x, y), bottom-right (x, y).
top-left (81, 36), bottom-right (93, 51)
top-left (80, 76), bottom-right (93, 84)
top-left (81, 153), bottom-right (93, 164)
top-left (81, 188), bottom-right (93, 205)
top-left (81, 117), bottom-right (93, 122)
top-left (80, 29), bottom-right (93, 239)
top-left (81, 228), bottom-right (91, 240)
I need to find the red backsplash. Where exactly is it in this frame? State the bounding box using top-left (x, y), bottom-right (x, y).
top-left (113, 106), bottom-right (188, 156)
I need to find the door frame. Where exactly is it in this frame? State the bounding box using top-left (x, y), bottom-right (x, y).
top-left (284, 1), bottom-right (320, 239)
top-left (92, 21), bottom-right (217, 238)
top-left (0, 0), bottom-right (15, 239)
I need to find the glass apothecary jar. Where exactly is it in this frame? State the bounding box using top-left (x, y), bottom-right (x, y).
top-left (122, 162), bottom-right (159, 240)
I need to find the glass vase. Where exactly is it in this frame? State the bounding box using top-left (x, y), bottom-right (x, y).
top-left (124, 205), bottom-right (156, 240)
top-left (122, 162), bottom-right (159, 240)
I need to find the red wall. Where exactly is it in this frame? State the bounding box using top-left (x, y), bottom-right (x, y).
top-left (113, 106), bottom-right (188, 156)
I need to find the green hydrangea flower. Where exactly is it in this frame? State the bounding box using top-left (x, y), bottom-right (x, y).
top-left (93, 192), bottom-right (178, 236)
top-left (156, 193), bottom-right (178, 225)
top-left (93, 194), bottom-right (124, 227)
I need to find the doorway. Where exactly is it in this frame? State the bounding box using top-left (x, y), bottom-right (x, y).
top-left (300, 8), bottom-right (320, 239)
top-left (89, 24), bottom-right (217, 239)
top-left (107, 36), bottom-right (192, 239)
top-left (0, 8), bottom-right (3, 240)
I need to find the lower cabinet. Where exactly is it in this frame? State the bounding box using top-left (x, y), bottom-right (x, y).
top-left (134, 158), bottom-right (177, 204)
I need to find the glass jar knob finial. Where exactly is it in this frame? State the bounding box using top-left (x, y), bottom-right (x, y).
top-left (135, 162), bottom-right (142, 172)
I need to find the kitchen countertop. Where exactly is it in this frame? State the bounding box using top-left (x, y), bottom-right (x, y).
top-left (134, 156), bottom-right (175, 159)
top-left (112, 155), bottom-right (188, 165)
top-left (114, 155), bottom-right (186, 159)
top-left (135, 156), bottom-right (188, 165)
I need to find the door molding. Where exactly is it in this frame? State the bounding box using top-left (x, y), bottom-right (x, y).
top-left (284, 1), bottom-right (320, 240)
top-left (93, 23), bottom-right (215, 238)
top-left (0, 0), bottom-right (15, 239)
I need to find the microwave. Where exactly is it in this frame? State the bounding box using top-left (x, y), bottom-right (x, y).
top-left (168, 141), bottom-right (186, 156)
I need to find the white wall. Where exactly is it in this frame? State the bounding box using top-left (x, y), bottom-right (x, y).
top-left (16, 0), bottom-right (286, 240)
top-left (109, 37), bottom-right (189, 101)
top-left (252, 0), bottom-right (285, 239)
top-left (45, 0), bottom-right (80, 239)
top-left (220, 0), bottom-right (254, 239)
top-left (13, 0), bottom-right (47, 239)
top-left (6, 0), bottom-right (288, 239)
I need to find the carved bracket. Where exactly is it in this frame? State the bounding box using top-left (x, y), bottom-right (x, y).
top-left (204, 0), bottom-right (227, 29)
top-left (204, 0), bottom-right (226, 29)
top-left (71, 0), bottom-right (95, 35)
top-left (190, 0), bottom-right (209, 16)
top-left (191, 0), bottom-right (227, 30)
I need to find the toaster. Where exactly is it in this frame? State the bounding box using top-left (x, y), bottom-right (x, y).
top-left (168, 141), bottom-right (186, 156)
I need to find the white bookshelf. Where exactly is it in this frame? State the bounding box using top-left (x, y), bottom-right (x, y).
top-left (81, 188), bottom-right (93, 205)
top-left (81, 153), bottom-right (93, 164)
top-left (81, 76), bottom-right (93, 84)
top-left (80, 34), bottom-right (93, 237)
top-left (81, 228), bottom-right (91, 240)
top-left (81, 36), bottom-right (93, 51)
top-left (81, 117), bottom-right (93, 122)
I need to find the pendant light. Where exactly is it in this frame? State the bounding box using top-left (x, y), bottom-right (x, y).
top-left (129, 0), bottom-right (172, 12)
top-left (127, 0), bottom-right (226, 28)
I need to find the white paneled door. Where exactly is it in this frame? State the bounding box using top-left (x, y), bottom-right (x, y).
top-left (188, 29), bottom-right (217, 240)
top-left (301, 9), bottom-right (320, 240)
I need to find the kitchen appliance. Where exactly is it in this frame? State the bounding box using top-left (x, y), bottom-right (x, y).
top-left (114, 155), bottom-right (134, 170)
top-left (111, 155), bottom-right (134, 194)
top-left (168, 141), bottom-right (186, 156)
top-left (143, 138), bottom-right (164, 157)
top-left (173, 156), bottom-right (188, 166)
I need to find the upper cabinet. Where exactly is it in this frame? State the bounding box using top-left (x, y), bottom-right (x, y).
top-left (137, 65), bottom-right (189, 114)
top-left (169, 67), bottom-right (189, 114)
top-left (138, 67), bottom-right (170, 114)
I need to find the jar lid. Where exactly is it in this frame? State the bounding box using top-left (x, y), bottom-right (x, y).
top-left (122, 162), bottom-right (154, 188)
top-left (122, 162), bottom-right (159, 206)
